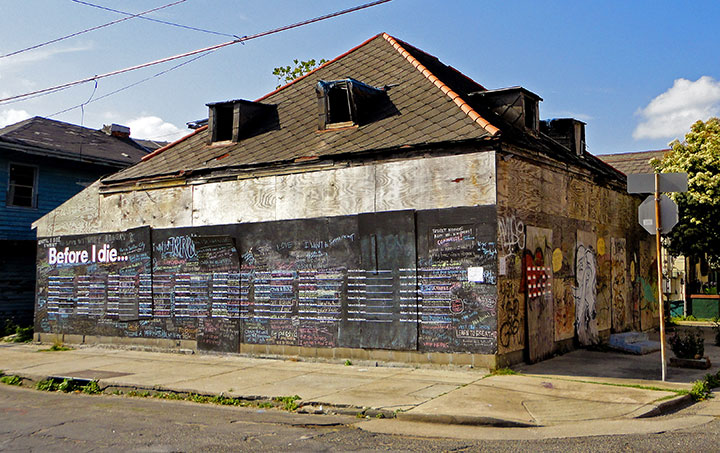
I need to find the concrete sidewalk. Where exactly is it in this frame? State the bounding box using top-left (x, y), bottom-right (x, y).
top-left (0, 340), bottom-right (709, 429)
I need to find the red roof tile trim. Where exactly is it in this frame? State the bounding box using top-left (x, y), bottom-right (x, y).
top-left (141, 125), bottom-right (207, 162)
top-left (381, 33), bottom-right (500, 137)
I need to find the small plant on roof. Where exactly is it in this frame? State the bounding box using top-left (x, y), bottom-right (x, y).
top-left (668, 328), bottom-right (704, 359)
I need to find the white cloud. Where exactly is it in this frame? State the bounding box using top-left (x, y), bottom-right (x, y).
top-left (126, 116), bottom-right (186, 142)
top-left (0, 109), bottom-right (31, 128)
top-left (633, 76), bottom-right (720, 140)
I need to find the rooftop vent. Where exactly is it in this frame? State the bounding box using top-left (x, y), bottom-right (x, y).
top-left (315, 79), bottom-right (386, 130)
top-left (102, 123), bottom-right (131, 138)
top-left (468, 87), bottom-right (542, 132)
top-left (207, 99), bottom-right (276, 144)
top-left (540, 118), bottom-right (586, 156)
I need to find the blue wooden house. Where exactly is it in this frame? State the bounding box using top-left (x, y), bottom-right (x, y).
top-left (0, 117), bottom-right (152, 326)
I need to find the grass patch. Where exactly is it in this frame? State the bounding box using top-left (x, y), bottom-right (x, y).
top-left (37, 342), bottom-right (73, 352)
top-left (491, 367), bottom-right (518, 376)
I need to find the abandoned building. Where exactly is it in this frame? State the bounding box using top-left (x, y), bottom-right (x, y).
top-left (32, 33), bottom-right (657, 366)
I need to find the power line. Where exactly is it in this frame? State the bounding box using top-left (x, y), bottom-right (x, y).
top-left (48, 50), bottom-right (216, 117)
top-left (70, 0), bottom-right (238, 39)
top-left (0, 0), bottom-right (187, 59)
top-left (0, 0), bottom-right (392, 105)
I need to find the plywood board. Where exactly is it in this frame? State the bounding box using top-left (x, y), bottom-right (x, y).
top-left (575, 230), bottom-right (598, 345)
top-left (35, 181), bottom-right (102, 237)
top-left (376, 153), bottom-right (496, 212)
top-left (595, 235), bottom-right (612, 331)
top-left (192, 178), bottom-right (277, 225)
top-left (553, 277), bottom-right (575, 341)
top-left (639, 240), bottom-right (659, 330)
top-left (611, 238), bottom-right (630, 331)
top-left (102, 186), bottom-right (193, 231)
top-left (276, 165), bottom-right (375, 221)
top-left (496, 158), bottom-right (541, 212)
top-left (497, 278), bottom-right (524, 353)
top-left (524, 226), bottom-right (554, 362)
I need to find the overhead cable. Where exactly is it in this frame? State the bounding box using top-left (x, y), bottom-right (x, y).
top-left (48, 50), bottom-right (216, 117)
top-left (0, 0), bottom-right (187, 59)
top-left (0, 0), bottom-right (392, 105)
top-left (70, 0), bottom-right (237, 38)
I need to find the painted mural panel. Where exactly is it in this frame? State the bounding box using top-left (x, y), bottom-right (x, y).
top-left (639, 240), bottom-right (659, 330)
top-left (553, 277), bottom-right (575, 341)
top-left (416, 206), bottom-right (498, 354)
top-left (611, 238), bottom-right (629, 331)
top-left (595, 235), bottom-right (612, 332)
top-left (497, 278), bottom-right (524, 353)
top-left (575, 230), bottom-right (598, 345)
top-left (523, 226), bottom-right (554, 362)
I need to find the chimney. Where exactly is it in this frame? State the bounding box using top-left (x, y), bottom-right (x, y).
top-left (102, 123), bottom-right (131, 138)
top-left (540, 118), bottom-right (586, 156)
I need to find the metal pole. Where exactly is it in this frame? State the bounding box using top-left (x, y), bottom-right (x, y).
top-left (655, 173), bottom-right (666, 381)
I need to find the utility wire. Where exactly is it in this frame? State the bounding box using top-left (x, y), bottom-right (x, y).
top-left (70, 0), bottom-right (237, 38)
top-left (0, 0), bottom-right (187, 59)
top-left (48, 50), bottom-right (216, 117)
top-left (0, 0), bottom-right (392, 105)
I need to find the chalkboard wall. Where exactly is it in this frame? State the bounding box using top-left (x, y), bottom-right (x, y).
top-left (35, 206), bottom-right (498, 354)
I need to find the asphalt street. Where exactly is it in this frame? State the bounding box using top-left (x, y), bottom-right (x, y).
top-left (2, 384), bottom-right (720, 452)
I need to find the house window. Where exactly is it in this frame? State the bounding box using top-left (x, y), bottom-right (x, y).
top-left (7, 163), bottom-right (37, 208)
top-left (524, 96), bottom-right (538, 130)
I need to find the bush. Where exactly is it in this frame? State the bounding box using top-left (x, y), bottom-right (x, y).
top-left (668, 328), bottom-right (705, 359)
top-left (1, 319), bottom-right (17, 337)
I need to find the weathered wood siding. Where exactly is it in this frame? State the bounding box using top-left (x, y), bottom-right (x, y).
top-left (496, 151), bottom-right (654, 356)
top-left (0, 153), bottom-right (111, 240)
top-left (35, 152), bottom-right (497, 236)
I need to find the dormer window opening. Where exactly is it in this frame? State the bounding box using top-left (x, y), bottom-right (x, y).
top-left (316, 79), bottom-right (385, 130)
top-left (213, 104), bottom-right (235, 142)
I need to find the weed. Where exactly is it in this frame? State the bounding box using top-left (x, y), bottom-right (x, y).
top-left (38, 341), bottom-right (73, 352)
top-left (355, 412), bottom-right (365, 418)
top-left (274, 395), bottom-right (301, 411)
top-left (36, 379), bottom-right (58, 391)
top-left (344, 359), bottom-right (352, 366)
top-left (57, 379), bottom-right (75, 392)
top-left (0, 375), bottom-right (22, 386)
top-left (13, 326), bottom-right (33, 343)
top-left (258, 401), bottom-right (273, 409)
top-left (491, 367), bottom-right (517, 375)
top-left (375, 413), bottom-right (384, 419)
top-left (690, 380), bottom-right (711, 401)
top-left (81, 381), bottom-right (102, 394)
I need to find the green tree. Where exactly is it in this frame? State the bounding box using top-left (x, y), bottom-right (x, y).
top-left (651, 117), bottom-right (720, 267)
top-left (272, 58), bottom-right (327, 88)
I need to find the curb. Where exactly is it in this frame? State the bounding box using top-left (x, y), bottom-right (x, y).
top-left (635, 394), bottom-right (694, 418)
top-left (396, 412), bottom-right (537, 428)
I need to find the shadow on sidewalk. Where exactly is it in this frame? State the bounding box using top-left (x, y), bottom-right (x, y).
top-left (513, 326), bottom-right (720, 386)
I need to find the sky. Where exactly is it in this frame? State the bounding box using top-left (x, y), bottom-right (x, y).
top-left (1, 0), bottom-right (719, 155)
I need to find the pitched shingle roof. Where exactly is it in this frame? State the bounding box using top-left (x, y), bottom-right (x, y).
top-left (0, 117), bottom-right (149, 167)
top-left (598, 150), bottom-right (669, 175)
top-left (104, 33), bottom-right (500, 184)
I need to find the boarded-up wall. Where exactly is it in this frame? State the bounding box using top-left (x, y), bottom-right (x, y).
top-left (34, 152), bottom-right (496, 237)
top-left (496, 152), bottom-right (654, 356)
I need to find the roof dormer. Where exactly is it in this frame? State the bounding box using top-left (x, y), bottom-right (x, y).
top-left (469, 87), bottom-right (542, 132)
top-left (315, 79), bottom-right (387, 130)
top-left (207, 99), bottom-right (276, 144)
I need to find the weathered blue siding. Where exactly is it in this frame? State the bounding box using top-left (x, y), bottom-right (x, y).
top-left (0, 151), bottom-right (115, 240)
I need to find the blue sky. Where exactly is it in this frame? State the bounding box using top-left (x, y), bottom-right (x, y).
top-left (1, 0), bottom-right (719, 155)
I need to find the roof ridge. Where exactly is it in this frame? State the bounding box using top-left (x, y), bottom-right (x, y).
top-left (381, 33), bottom-right (499, 137)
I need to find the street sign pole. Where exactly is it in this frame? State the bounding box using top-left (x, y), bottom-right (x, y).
top-left (654, 173), bottom-right (667, 381)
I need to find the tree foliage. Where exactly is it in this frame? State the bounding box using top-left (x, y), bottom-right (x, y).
top-left (272, 58), bottom-right (327, 88)
top-left (651, 117), bottom-right (720, 267)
